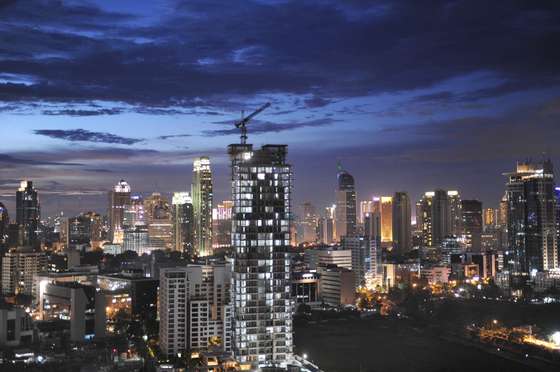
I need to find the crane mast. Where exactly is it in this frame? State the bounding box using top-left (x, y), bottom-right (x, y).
top-left (234, 102), bottom-right (271, 144)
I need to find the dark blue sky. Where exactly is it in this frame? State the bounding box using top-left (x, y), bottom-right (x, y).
top-left (1, 0), bottom-right (560, 217)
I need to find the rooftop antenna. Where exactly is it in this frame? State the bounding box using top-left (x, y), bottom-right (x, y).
top-left (234, 102), bottom-right (271, 144)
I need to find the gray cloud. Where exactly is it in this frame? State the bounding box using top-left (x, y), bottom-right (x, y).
top-left (203, 117), bottom-right (338, 137)
top-left (34, 129), bottom-right (143, 145)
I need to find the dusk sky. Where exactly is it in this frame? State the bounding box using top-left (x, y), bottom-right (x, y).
top-left (1, 0), bottom-right (560, 218)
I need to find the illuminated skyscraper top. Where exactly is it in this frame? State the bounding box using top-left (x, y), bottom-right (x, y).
top-left (108, 179), bottom-right (131, 244)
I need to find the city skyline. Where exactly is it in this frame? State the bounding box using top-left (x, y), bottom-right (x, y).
top-left (2, 0), bottom-right (560, 216)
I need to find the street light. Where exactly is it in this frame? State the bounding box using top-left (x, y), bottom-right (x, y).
top-left (302, 353), bottom-right (308, 360)
top-left (551, 331), bottom-right (560, 346)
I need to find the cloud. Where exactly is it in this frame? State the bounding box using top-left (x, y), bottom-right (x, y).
top-left (0, 153), bottom-right (82, 166)
top-left (157, 134), bottom-right (192, 140)
top-left (33, 129), bottom-right (143, 145)
top-left (0, 0), bottom-right (558, 114)
top-left (203, 117), bottom-right (338, 137)
top-left (304, 96), bottom-right (333, 108)
top-left (41, 108), bottom-right (124, 116)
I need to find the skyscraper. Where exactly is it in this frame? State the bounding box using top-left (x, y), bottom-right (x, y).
top-left (172, 192), bottom-right (194, 257)
top-left (192, 157), bottom-right (213, 257)
top-left (0, 203), bottom-right (8, 245)
top-left (212, 200), bottom-right (233, 253)
top-left (301, 202), bottom-right (318, 244)
top-left (447, 190), bottom-right (463, 236)
top-left (123, 194), bottom-right (145, 228)
top-left (359, 200), bottom-right (373, 224)
top-left (16, 180), bottom-right (40, 247)
top-left (462, 200), bottom-right (482, 252)
top-left (335, 165), bottom-right (356, 241)
top-left (483, 208), bottom-right (496, 228)
top-left (504, 160), bottom-right (558, 275)
top-left (144, 192), bottom-right (174, 250)
top-left (418, 189), bottom-right (462, 248)
top-left (380, 196), bottom-right (393, 243)
top-left (228, 143), bottom-right (293, 368)
top-left (392, 192), bottom-right (411, 255)
top-left (108, 180), bottom-right (131, 244)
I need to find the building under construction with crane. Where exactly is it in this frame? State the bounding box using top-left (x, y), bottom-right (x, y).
top-left (228, 104), bottom-right (295, 368)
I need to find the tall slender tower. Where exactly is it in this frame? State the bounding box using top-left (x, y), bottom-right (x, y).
top-left (380, 196), bottom-right (393, 243)
top-left (16, 180), bottom-right (40, 246)
top-left (108, 180), bottom-right (131, 244)
top-left (172, 192), bottom-right (194, 257)
top-left (192, 157), bottom-right (213, 257)
top-left (392, 192), bottom-right (411, 255)
top-left (229, 143), bottom-right (293, 368)
top-left (335, 164), bottom-right (356, 241)
top-left (504, 160), bottom-right (557, 276)
top-left (461, 200), bottom-right (482, 252)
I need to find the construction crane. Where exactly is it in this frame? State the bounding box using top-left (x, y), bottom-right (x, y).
top-left (234, 102), bottom-right (271, 144)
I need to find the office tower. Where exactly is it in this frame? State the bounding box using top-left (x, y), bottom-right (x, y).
top-left (335, 165), bottom-right (356, 241)
top-left (123, 225), bottom-right (151, 255)
top-left (392, 192), bottom-right (411, 255)
top-left (192, 157), bottom-right (213, 257)
top-left (380, 196), bottom-right (393, 243)
top-left (418, 189), bottom-right (460, 248)
top-left (498, 194), bottom-right (508, 228)
top-left (447, 190), bottom-right (463, 236)
top-left (317, 265), bottom-right (355, 307)
top-left (461, 200), bottom-right (483, 252)
top-left (108, 180), bottom-right (131, 244)
top-left (342, 235), bottom-right (370, 288)
top-left (417, 193), bottom-right (434, 247)
top-left (172, 192), bottom-right (194, 257)
top-left (0, 203), bottom-right (8, 244)
top-left (304, 247), bottom-right (353, 271)
top-left (359, 200), bottom-right (373, 225)
top-left (144, 192), bottom-right (174, 250)
top-left (159, 263), bottom-right (232, 358)
top-left (318, 216), bottom-right (334, 245)
top-left (301, 202), bottom-right (318, 244)
top-left (1, 247), bottom-right (47, 296)
top-left (16, 180), bottom-right (40, 246)
top-left (431, 190), bottom-right (449, 246)
top-left (228, 143), bottom-right (293, 367)
top-left (504, 160), bottom-right (558, 275)
top-left (212, 200), bottom-right (233, 253)
top-left (123, 194), bottom-right (145, 228)
top-left (68, 212), bottom-right (103, 247)
top-left (483, 208), bottom-right (496, 229)
top-left (319, 205), bottom-right (335, 244)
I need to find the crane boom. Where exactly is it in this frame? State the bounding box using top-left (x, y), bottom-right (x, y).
top-left (234, 102), bottom-right (271, 144)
